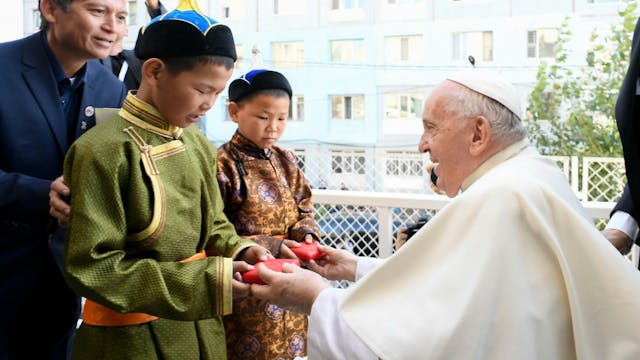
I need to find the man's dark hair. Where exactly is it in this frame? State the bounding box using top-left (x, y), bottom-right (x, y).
top-left (39, 0), bottom-right (73, 31)
top-left (161, 55), bottom-right (235, 74)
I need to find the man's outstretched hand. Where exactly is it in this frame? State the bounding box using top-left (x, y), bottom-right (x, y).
top-left (251, 262), bottom-right (328, 315)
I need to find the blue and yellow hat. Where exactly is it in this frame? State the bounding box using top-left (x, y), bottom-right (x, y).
top-left (134, 0), bottom-right (236, 61)
top-left (228, 70), bottom-right (292, 103)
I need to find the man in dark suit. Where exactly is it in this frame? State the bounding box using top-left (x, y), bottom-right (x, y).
top-left (604, 186), bottom-right (637, 256)
top-left (604, 16), bottom-right (640, 268)
top-left (100, 0), bottom-right (165, 91)
top-left (0, 0), bottom-right (127, 358)
top-left (100, 28), bottom-right (142, 91)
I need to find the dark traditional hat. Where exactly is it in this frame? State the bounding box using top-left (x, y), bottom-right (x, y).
top-left (134, 0), bottom-right (236, 61)
top-left (228, 69), bottom-right (292, 102)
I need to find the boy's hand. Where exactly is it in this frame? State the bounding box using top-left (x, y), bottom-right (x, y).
top-left (238, 245), bottom-right (273, 265)
top-left (306, 244), bottom-right (358, 282)
top-left (232, 261), bottom-right (253, 299)
top-left (279, 239), bottom-right (300, 260)
top-left (250, 262), bottom-right (328, 315)
top-left (279, 234), bottom-right (316, 260)
top-left (49, 176), bottom-right (71, 227)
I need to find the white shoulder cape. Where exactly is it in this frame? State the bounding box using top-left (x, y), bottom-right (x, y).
top-left (338, 141), bottom-right (640, 360)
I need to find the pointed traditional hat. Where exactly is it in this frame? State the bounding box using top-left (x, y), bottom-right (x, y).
top-left (134, 0), bottom-right (236, 61)
top-left (447, 69), bottom-right (522, 118)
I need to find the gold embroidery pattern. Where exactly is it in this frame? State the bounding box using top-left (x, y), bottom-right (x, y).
top-left (122, 126), bottom-right (167, 245)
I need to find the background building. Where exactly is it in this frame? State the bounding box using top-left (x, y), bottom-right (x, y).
top-left (10, 0), bottom-right (624, 191)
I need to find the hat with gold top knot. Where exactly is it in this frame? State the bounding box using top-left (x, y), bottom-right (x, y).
top-left (134, 0), bottom-right (236, 61)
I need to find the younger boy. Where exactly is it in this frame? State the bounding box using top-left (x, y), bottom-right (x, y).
top-left (217, 69), bottom-right (320, 359)
top-left (62, 2), bottom-right (268, 358)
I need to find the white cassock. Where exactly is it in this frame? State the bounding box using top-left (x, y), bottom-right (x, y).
top-left (308, 140), bottom-right (640, 360)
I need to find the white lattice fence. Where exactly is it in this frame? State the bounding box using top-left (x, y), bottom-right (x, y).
top-left (291, 145), bottom-right (628, 202)
top-left (581, 157), bottom-right (626, 202)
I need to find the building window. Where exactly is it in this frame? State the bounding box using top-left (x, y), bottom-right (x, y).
top-left (271, 41), bottom-right (304, 68)
top-left (385, 35), bottom-right (424, 63)
top-left (29, 7), bottom-right (41, 34)
top-left (452, 31), bottom-right (493, 62)
top-left (218, 0), bottom-right (249, 19)
top-left (289, 95), bottom-right (304, 121)
top-left (527, 29), bottom-right (558, 59)
top-left (235, 44), bottom-right (244, 69)
top-left (331, 0), bottom-right (365, 10)
top-left (331, 150), bottom-right (366, 175)
top-left (127, 0), bottom-right (137, 26)
top-left (274, 0), bottom-right (305, 15)
top-left (384, 93), bottom-right (423, 120)
top-left (385, 151), bottom-right (423, 176)
top-left (331, 95), bottom-right (365, 120)
top-left (330, 39), bottom-right (365, 63)
top-left (222, 96), bottom-right (233, 121)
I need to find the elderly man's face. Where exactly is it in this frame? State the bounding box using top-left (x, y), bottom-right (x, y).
top-left (418, 81), bottom-right (476, 197)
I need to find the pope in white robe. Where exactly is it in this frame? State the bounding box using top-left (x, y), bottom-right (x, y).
top-left (251, 70), bottom-right (640, 360)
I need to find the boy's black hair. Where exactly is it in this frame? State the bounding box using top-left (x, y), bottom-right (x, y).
top-left (235, 89), bottom-right (290, 106)
top-left (162, 55), bottom-right (235, 74)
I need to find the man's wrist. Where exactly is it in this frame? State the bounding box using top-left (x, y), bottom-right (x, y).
top-left (607, 211), bottom-right (639, 240)
top-left (306, 284), bottom-right (331, 315)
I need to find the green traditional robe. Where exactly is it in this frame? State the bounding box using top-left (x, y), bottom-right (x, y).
top-left (63, 93), bottom-right (255, 359)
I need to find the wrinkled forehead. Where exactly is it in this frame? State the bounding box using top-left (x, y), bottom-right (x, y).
top-left (422, 81), bottom-right (463, 118)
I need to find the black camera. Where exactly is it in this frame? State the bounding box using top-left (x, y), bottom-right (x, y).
top-left (405, 215), bottom-right (432, 240)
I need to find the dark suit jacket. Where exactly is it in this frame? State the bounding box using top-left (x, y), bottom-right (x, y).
top-left (98, 1), bottom-right (166, 91)
top-left (0, 32), bottom-right (125, 358)
top-left (616, 17), bottom-right (640, 225)
top-left (101, 49), bottom-right (143, 91)
top-left (613, 185), bottom-right (639, 246)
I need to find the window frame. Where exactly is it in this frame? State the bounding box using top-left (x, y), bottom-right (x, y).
top-left (451, 30), bottom-right (493, 62)
top-left (271, 41), bottom-right (305, 68)
top-left (331, 95), bottom-right (365, 121)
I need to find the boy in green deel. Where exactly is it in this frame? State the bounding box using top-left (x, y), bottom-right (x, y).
top-left (62, 0), bottom-right (269, 358)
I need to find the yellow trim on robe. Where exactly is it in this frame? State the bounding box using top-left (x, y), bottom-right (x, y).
top-left (119, 94), bottom-right (182, 139)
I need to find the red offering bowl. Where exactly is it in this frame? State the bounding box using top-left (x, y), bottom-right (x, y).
top-left (290, 241), bottom-right (326, 262)
top-left (242, 259), bottom-right (300, 285)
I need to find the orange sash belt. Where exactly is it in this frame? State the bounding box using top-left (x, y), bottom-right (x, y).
top-left (82, 250), bottom-right (207, 327)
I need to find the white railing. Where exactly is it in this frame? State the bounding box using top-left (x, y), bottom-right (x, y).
top-left (289, 146), bottom-right (628, 201)
top-left (311, 189), bottom-right (638, 265)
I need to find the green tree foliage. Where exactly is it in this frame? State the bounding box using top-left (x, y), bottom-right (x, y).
top-left (526, 0), bottom-right (638, 156)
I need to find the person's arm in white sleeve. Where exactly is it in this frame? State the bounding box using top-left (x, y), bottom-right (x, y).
top-left (308, 288), bottom-right (377, 360)
top-left (604, 211), bottom-right (638, 254)
top-left (355, 257), bottom-right (385, 281)
top-left (606, 211), bottom-right (639, 239)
